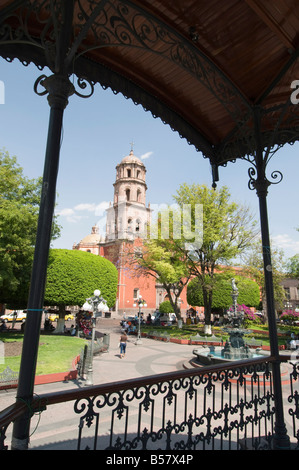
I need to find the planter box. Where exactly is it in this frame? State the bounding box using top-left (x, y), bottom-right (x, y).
top-left (261, 345), bottom-right (285, 351)
top-left (170, 338), bottom-right (189, 344)
top-left (34, 369), bottom-right (77, 385)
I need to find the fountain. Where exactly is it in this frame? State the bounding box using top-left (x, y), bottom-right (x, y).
top-left (192, 278), bottom-right (264, 365)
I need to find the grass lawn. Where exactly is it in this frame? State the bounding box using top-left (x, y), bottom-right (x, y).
top-left (0, 331), bottom-right (87, 375)
top-left (141, 322), bottom-right (293, 347)
top-left (141, 324), bottom-right (198, 340)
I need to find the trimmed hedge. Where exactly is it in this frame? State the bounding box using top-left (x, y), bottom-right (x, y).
top-left (44, 249), bottom-right (118, 308)
top-left (187, 274), bottom-right (260, 310)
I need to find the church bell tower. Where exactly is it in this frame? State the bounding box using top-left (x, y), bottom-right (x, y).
top-left (105, 148), bottom-right (151, 241)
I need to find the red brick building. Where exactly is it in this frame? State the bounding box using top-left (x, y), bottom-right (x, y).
top-left (73, 149), bottom-right (191, 317)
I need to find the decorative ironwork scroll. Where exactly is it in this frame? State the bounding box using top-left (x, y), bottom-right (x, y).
top-left (33, 73), bottom-right (94, 100)
top-left (0, 0), bottom-right (253, 161)
top-left (0, 1), bottom-right (299, 165)
top-left (0, 0), bottom-right (249, 109)
top-left (74, 360), bottom-right (275, 450)
top-left (288, 360), bottom-right (299, 449)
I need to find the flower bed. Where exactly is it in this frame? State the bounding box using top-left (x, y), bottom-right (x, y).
top-left (279, 310), bottom-right (299, 325)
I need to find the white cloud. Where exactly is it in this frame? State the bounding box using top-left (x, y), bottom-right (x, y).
top-left (74, 203), bottom-right (97, 212)
top-left (56, 201), bottom-right (110, 223)
top-left (95, 201), bottom-right (110, 216)
top-left (272, 233), bottom-right (299, 255)
top-left (140, 151), bottom-right (153, 160)
top-left (57, 208), bottom-right (75, 217)
top-left (66, 214), bottom-right (88, 223)
top-left (56, 208), bottom-right (88, 223)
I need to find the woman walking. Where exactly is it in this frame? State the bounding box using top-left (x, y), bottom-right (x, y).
top-left (119, 331), bottom-right (127, 358)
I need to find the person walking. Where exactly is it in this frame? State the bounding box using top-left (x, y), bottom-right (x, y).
top-left (119, 331), bottom-right (127, 358)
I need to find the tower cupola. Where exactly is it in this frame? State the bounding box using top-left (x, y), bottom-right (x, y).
top-left (106, 147), bottom-right (151, 241)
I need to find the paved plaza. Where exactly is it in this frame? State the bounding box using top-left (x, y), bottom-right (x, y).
top-left (0, 318), bottom-right (297, 451)
top-left (1, 318), bottom-right (196, 450)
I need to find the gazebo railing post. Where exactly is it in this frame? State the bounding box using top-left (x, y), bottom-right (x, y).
top-left (256, 184), bottom-right (290, 450)
top-left (252, 107), bottom-right (290, 450)
top-left (11, 74), bottom-right (74, 451)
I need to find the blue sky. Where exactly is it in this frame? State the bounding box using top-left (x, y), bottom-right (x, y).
top-left (1, 59), bottom-right (298, 261)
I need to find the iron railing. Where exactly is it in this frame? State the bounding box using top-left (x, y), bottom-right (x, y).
top-left (1, 356), bottom-right (298, 450)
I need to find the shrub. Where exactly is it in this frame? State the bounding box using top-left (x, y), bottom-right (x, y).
top-left (280, 310), bottom-right (299, 325)
top-left (187, 274), bottom-right (260, 310)
top-left (44, 249), bottom-right (118, 308)
top-left (230, 304), bottom-right (262, 326)
top-left (159, 300), bottom-right (174, 314)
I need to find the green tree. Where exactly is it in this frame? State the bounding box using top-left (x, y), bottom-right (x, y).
top-left (44, 249), bottom-right (118, 332)
top-left (241, 238), bottom-right (286, 314)
top-left (187, 273), bottom-right (260, 312)
top-left (174, 184), bottom-right (258, 333)
top-left (0, 149), bottom-right (60, 306)
top-left (159, 300), bottom-right (174, 314)
top-left (124, 210), bottom-right (191, 320)
top-left (285, 225), bottom-right (299, 279)
top-left (286, 254), bottom-right (299, 279)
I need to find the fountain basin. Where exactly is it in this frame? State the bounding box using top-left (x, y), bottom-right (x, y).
top-left (192, 345), bottom-right (268, 366)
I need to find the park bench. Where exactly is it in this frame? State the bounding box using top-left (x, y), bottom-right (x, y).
top-left (245, 337), bottom-right (263, 348)
top-left (190, 333), bottom-right (221, 346)
top-left (0, 366), bottom-right (18, 389)
top-left (147, 330), bottom-right (170, 342)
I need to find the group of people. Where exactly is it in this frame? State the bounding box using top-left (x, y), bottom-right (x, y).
top-left (186, 313), bottom-right (201, 325)
top-left (0, 319), bottom-right (26, 332)
top-left (120, 320), bottom-right (137, 334)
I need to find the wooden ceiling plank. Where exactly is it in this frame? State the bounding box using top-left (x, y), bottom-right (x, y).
top-left (245, 0), bottom-right (295, 50)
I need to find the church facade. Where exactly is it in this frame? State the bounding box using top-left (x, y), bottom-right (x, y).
top-left (73, 149), bottom-right (190, 316)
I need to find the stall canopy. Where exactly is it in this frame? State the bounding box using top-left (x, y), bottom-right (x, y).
top-left (0, 0), bottom-right (298, 450)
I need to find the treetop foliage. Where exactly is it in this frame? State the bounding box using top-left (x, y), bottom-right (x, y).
top-left (187, 273), bottom-right (260, 310)
top-left (44, 249), bottom-right (118, 308)
top-left (0, 149), bottom-right (60, 306)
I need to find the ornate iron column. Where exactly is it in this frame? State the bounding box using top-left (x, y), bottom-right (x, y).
top-left (248, 107), bottom-right (290, 450)
top-left (3, 0), bottom-right (96, 449)
top-left (11, 74), bottom-right (74, 450)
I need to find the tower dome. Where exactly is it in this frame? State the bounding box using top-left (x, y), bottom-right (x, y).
top-left (121, 149), bottom-right (144, 166)
top-left (114, 148), bottom-right (147, 205)
top-left (73, 225), bottom-right (103, 255)
top-left (79, 225), bottom-right (103, 245)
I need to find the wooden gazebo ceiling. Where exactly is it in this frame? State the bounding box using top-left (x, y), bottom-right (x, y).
top-left (1, 0), bottom-right (299, 166)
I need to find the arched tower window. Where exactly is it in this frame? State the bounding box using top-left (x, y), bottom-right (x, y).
top-left (136, 218), bottom-right (141, 232)
top-left (126, 189), bottom-right (130, 201)
top-left (137, 189), bottom-right (141, 202)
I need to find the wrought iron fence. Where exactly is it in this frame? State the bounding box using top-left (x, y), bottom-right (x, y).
top-left (1, 356), bottom-right (299, 450)
top-left (288, 360), bottom-right (299, 448)
top-left (75, 358), bottom-right (276, 450)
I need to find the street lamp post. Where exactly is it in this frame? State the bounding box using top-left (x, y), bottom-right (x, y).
top-left (133, 294), bottom-right (147, 345)
top-left (82, 289), bottom-right (108, 386)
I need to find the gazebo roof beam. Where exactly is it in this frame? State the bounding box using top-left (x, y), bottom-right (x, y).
top-left (245, 0), bottom-right (295, 51)
top-left (256, 46), bottom-right (299, 105)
